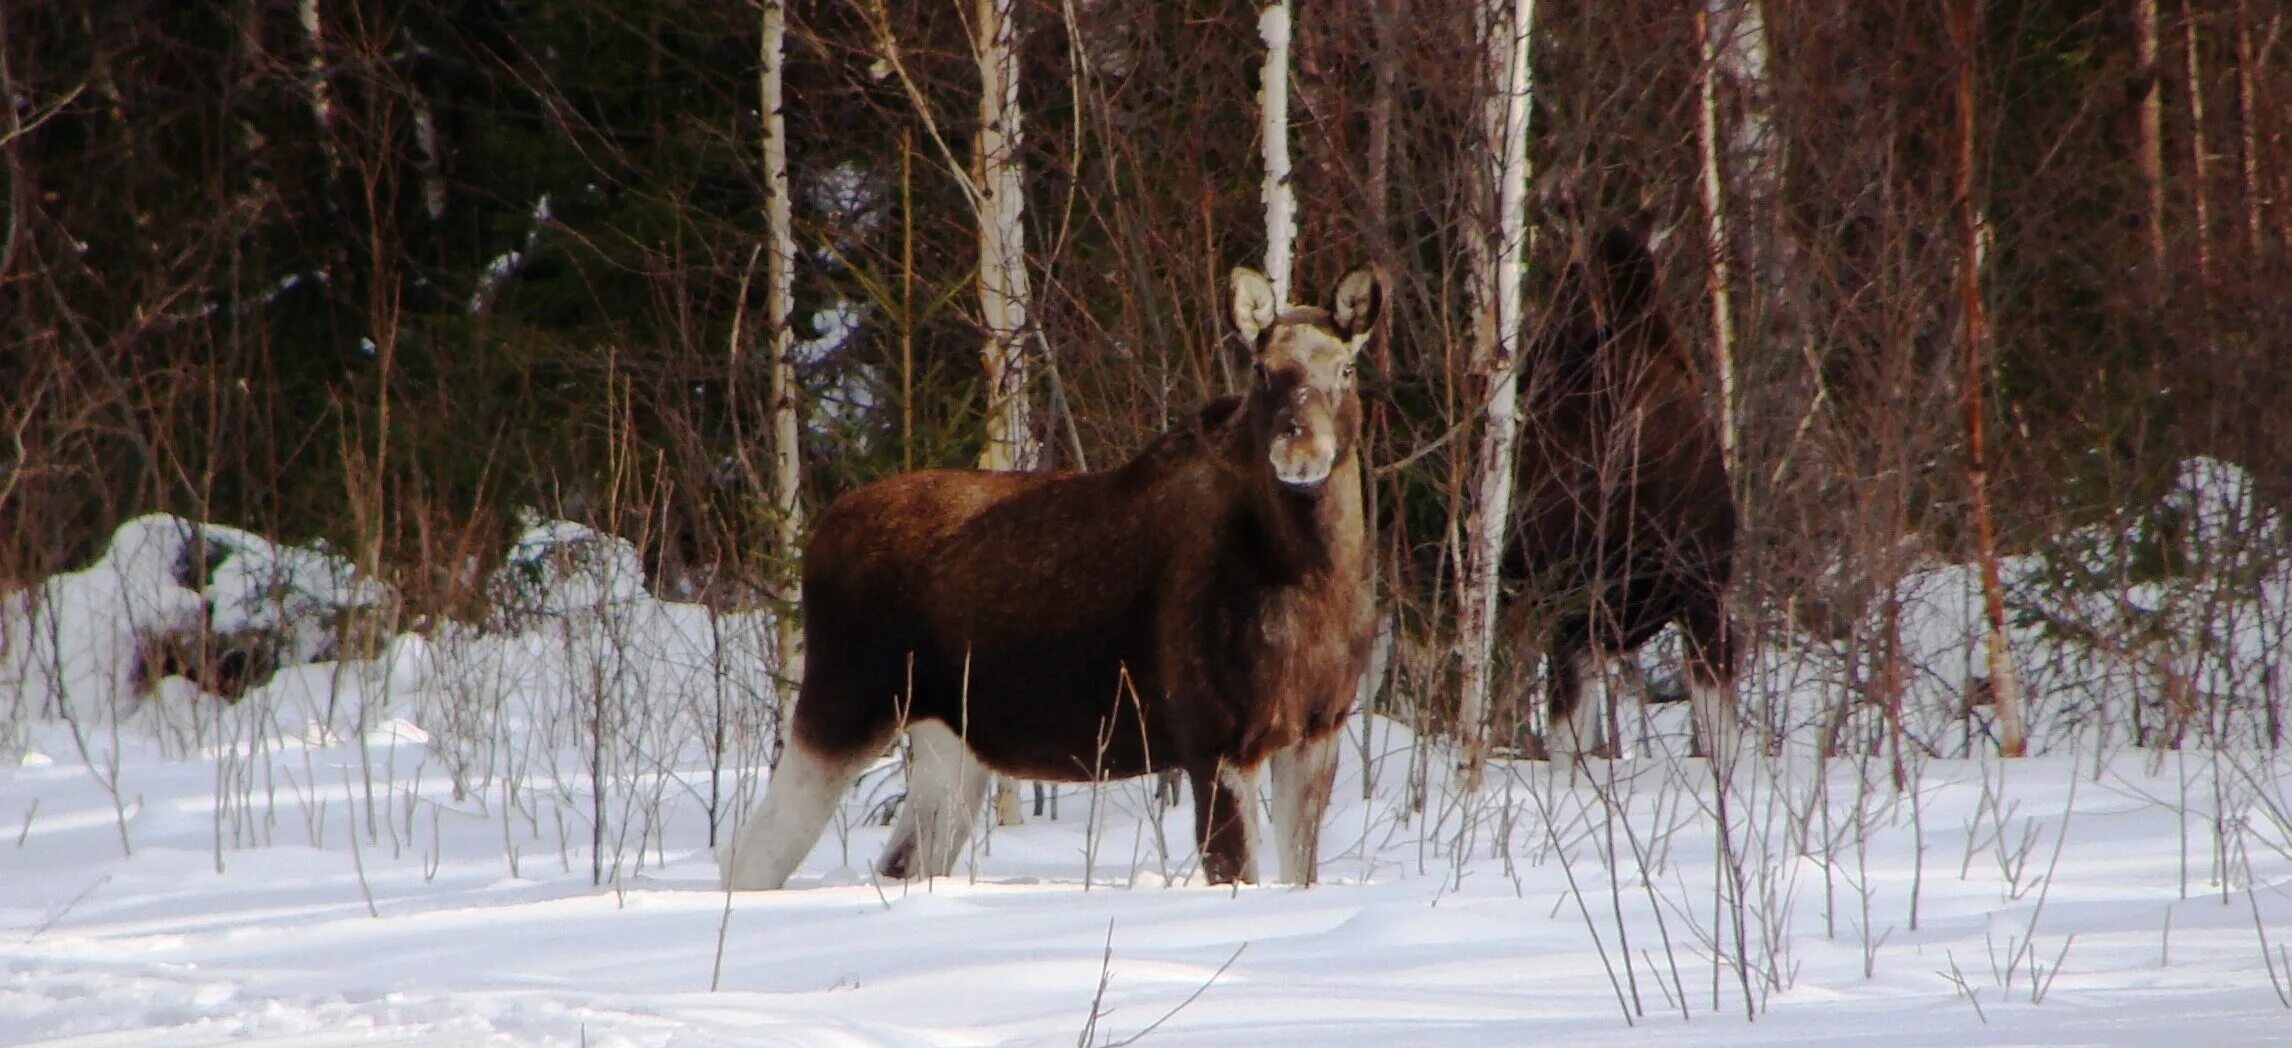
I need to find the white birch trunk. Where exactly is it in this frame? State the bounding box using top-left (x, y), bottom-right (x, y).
top-left (974, 0), bottom-right (1038, 476)
top-left (297, 0), bottom-right (339, 172)
top-left (1455, 0), bottom-right (1535, 778)
top-left (974, 0), bottom-right (1036, 826)
top-left (761, 0), bottom-right (806, 705)
top-left (1258, 2), bottom-right (1297, 305)
top-left (1696, 0), bottom-right (1770, 478)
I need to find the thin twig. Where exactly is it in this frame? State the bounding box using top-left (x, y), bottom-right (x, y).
top-left (1103, 942), bottom-right (1248, 1047)
top-left (710, 880), bottom-right (738, 992)
top-left (25, 874), bottom-right (109, 942)
top-left (1077, 918), bottom-right (1116, 1047)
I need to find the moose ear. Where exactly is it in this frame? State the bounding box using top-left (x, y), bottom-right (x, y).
top-left (1230, 267), bottom-right (1278, 346)
top-left (1329, 264), bottom-right (1386, 348)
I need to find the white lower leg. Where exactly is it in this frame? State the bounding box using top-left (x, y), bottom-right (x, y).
top-left (1547, 651), bottom-right (1606, 767)
top-left (1218, 762), bottom-right (1265, 885)
top-left (1268, 733), bottom-right (1338, 885)
top-left (720, 740), bottom-right (859, 891)
top-left (1690, 678), bottom-right (1746, 774)
top-left (879, 720), bottom-right (992, 881)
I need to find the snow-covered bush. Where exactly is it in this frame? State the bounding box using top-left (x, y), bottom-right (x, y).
top-left (1, 514), bottom-right (391, 738)
top-left (1747, 458), bottom-right (2289, 760)
top-left (2010, 457), bottom-right (2288, 750)
top-left (2, 509), bottom-right (784, 881)
top-left (407, 514), bottom-right (782, 874)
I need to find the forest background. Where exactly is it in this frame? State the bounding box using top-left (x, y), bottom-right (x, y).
top-left (4, 0), bottom-right (2288, 755)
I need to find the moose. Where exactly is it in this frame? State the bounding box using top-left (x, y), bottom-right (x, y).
top-left (1506, 218), bottom-right (1743, 768)
top-left (721, 264), bottom-right (1385, 890)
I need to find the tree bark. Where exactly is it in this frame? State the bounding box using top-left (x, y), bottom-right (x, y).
top-left (1367, 0), bottom-right (1397, 249)
top-left (1258, 2), bottom-right (1297, 305)
top-left (760, 0), bottom-right (806, 743)
top-left (297, 0), bottom-right (338, 174)
top-left (1950, 0), bottom-right (2026, 757)
top-left (2234, 3), bottom-right (2263, 261)
top-left (2137, 0), bottom-right (2169, 300)
top-left (1455, 0), bottom-right (1535, 780)
top-left (974, 0), bottom-right (1038, 477)
top-left (973, 0), bottom-right (1037, 827)
top-left (1694, 0), bottom-right (1747, 477)
top-left (2185, 3), bottom-right (2214, 292)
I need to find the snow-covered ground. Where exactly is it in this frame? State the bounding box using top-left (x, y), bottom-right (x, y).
top-left (5, 468), bottom-right (2292, 1046)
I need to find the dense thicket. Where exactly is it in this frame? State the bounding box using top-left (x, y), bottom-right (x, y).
top-left (5, 1), bottom-right (2287, 732)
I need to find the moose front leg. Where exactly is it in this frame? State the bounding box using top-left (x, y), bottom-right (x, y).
top-left (1187, 759), bottom-right (1262, 886)
top-left (1268, 730), bottom-right (1341, 885)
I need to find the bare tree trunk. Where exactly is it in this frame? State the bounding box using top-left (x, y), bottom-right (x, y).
top-left (2185, 3), bottom-right (2215, 292)
top-left (2234, 2), bottom-right (2265, 261)
top-left (1698, 0), bottom-right (1784, 741)
top-left (1258, 2), bottom-right (1297, 304)
top-left (862, 0), bottom-right (1041, 825)
top-left (2266, 14), bottom-right (2289, 257)
top-left (411, 94), bottom-right (445, 222)
top-left (760, 0), bottom-right (806, 731)
top-left (974, 0), bottom-right (1037, 826)
top-left (297, 0), bottom-right (339, 174)
top-left (1694, 0), bottom-right (1747, 477)
top-left (1950, 0), bottom-right (2026, 757)
top-left (1455, 0), bottom-right (1535, 781)
top-left (2137, 0), bottom-right (2169, 299)
top-left (1367, 0), bottom-right (1397, 244)
top-left (975, 0), bottom-right (1038, 477)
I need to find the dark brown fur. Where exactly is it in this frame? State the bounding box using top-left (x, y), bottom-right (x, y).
top-left (1507, 223), bottom-right (1740, 757)
top-left (795, 394), bottom-right (1365, 779)
top-left (746, 268), bottom-right (1382, 887)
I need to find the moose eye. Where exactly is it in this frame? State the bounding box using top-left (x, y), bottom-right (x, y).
top-left (1253, 361), bottom-right (1270, 384)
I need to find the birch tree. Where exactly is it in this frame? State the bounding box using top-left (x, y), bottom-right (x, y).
top-left (846, 0), bottom-right (1041, 824)
top-left (1455, 0), bottom-right (1535, 778)
top-left (297, 0), bottom-right (339, 174)
top-left (1694, 1), bottom-right (1750, 476)
top-left (760, 0), bottom-right (806, 714)
top-left (974, 0), bottom-right (1038, 478)
top-left (1258, 2), bottom-right (1297, 305)
top-left (1949, 0), bottom-right (2027, 757)
top-left (973, 0), bottom-right (1038, 825)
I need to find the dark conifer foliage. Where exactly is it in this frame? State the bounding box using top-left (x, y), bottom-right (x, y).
top-left (4, 1), bottom-right (2287, 739)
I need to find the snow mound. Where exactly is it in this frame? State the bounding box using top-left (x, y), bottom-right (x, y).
top-left (485, 516), bottom-right (650, 622)
top-left (3, 515), bottom-right (378, 716)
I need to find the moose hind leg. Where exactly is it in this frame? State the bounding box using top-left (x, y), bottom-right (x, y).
top-left (878, 720), bottom-right (993, 882)
top-left (1189, 760), bottom-right (1263, 886)
top-left (1268, 731), bottom-right (1341, 886)
top-left (1684, 604), bottom-right (1746, 772)
top-left (720, 738), bottom-right (872, 891)
top-left (1545, 633), bottom-right (1605, 769)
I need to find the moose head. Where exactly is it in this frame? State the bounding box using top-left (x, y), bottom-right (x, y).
top-left (1229, 265), bottom-right (1386, 492)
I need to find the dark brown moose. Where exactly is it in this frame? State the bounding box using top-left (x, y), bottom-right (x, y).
top-left (1507, 221), bottom-right (1743, 768)
top-left (721, 265), bottom-right (1385, 890)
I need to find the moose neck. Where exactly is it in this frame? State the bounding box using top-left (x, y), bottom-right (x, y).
top-left (1227, 419), bottom-right (1364, 584)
